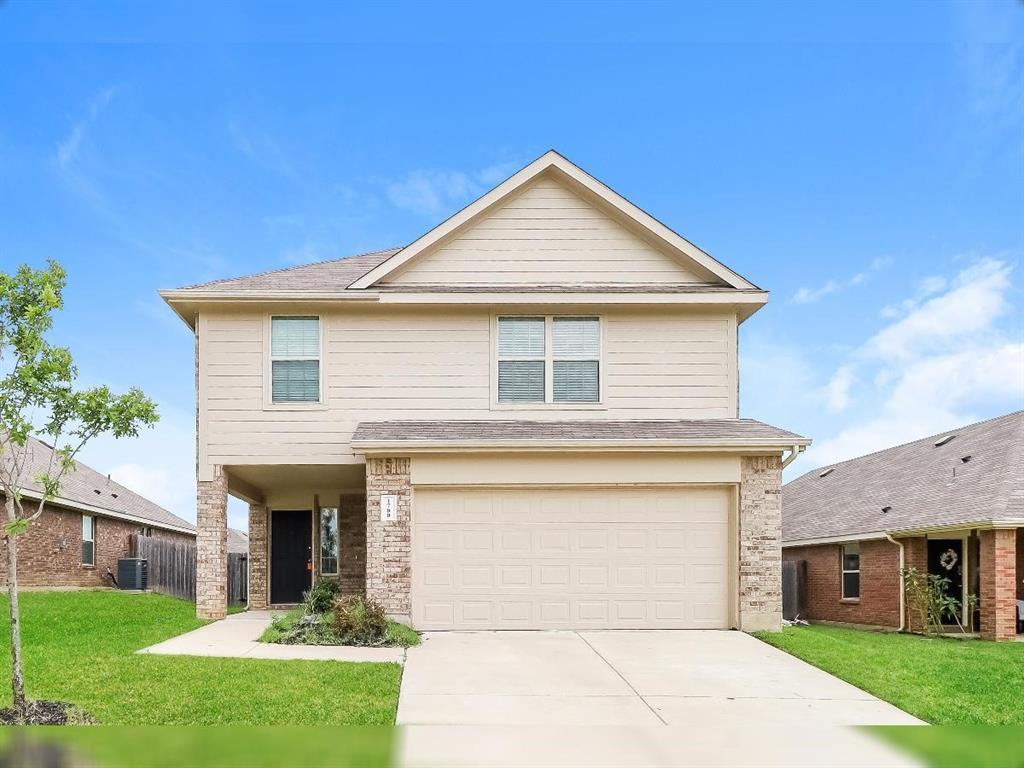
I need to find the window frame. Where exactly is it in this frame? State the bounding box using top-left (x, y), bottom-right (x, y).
top-left (81, 514), bottom-right (95, 567)
top-left (492, 315), bottom-right (605, 409)
top-left (264, 314), bottom-right (326, 409)
top-left (318, 506), bottom-right (339, 577)
top-left (840, 542), bottom-right (860, 601)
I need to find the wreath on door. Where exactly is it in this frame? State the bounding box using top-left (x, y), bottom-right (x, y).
top-left (939, 548), bottom-right (958, 571)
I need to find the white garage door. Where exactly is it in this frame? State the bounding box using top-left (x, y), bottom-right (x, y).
top-left (411, 486), bottom-right (731, 630)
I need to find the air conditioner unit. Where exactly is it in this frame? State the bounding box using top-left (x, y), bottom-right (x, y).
top-left (117, 558), bottom-right (148, 591)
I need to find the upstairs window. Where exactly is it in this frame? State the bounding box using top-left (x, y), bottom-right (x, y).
top-left (82, 515), bottom-right (95, 566)
top-left (271, 316), bottom-right (320, 403)
top-left (841, 542), bottom-right (860, 599)
top-left (319, 507), bottom-right (339, 576)
top-left (497, 316), bottom-right (601, 404)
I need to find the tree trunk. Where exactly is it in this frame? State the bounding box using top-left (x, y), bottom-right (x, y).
top-left (5, 498), bottom-right (27, 719)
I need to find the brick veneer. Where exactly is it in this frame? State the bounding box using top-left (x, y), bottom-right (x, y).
top-left (196, 465), bottom-right (228, 619)
top-left (899, 536), bottom-right (929, 632)
top-left (0, 500), bottom-right (192, 587)
top-left (365, 458), bottom-right (411, 620)
top-left (783, 539), bottom-right (901, 627)
top-left (336, 493), bottom-right (367, 595)
top-left (247, 504), bottom-right (268, 609)
top-left (979, 528), bottom-right (1017, 641)
top-left (738, 455), bottom-right (783, 632)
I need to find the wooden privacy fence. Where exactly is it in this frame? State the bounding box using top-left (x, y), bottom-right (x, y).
top-left (130, 535), bottom-right (247, 605)
top-left (782, 559), bottom-right (807, 621)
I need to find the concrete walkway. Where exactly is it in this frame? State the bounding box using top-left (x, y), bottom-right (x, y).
top-left (137, 611), bottom-right (405, 663)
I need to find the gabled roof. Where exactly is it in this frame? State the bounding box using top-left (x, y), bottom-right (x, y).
top-left (351, 150), bottom-right (758, 291)
top-left (782, 411), bottom-right (1024, 543)
top-left (227, 527), bottom-right (249, 554)
top-left (1, 436), bottom-right (195, 535)
top-left (352, 418), bottom-right (809, 452)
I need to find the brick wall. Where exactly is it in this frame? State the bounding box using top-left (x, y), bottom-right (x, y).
top-left (738, 455), bottom-right (783, 632)
top-left (365, 458), bottom-right (411, 620)
top-left (1017, 529), bottom-right (1024, 602)
top-left (337, 493), bottom-right (367, 595)
top-left (247, 504), bottom-right (268, 609)
top-left (783, 539), bottom-right (901, 627)
top-left (196, 465), bottom-right (228, 619)
top-left (979, 528), bottom-right (1016, 641)
top-left (0, 499), bottom-right (192, 588)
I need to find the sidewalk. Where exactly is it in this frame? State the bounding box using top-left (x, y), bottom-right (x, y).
top-left (137, 610), bottom-right (406, 663)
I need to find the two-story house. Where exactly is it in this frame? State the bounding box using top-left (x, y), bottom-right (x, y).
top-left (162, 151), bottom-right (808, 632)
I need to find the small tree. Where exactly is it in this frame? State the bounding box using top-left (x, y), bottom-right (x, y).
top-left (901, 566), bottom-right (977, 636)
top-left (0, 261), bottom-right (157, 721)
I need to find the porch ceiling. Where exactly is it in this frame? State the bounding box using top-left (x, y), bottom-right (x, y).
top-left (226, 464), bottom-right (366, 503)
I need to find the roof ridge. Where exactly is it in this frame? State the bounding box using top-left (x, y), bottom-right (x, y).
top-left (176, 246), bottom-right (404, 291)
top-left (790, 410), bottom-right (1024, 482)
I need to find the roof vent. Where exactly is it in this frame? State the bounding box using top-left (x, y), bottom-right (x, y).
top-left (960, 455), bottom-right (972, 464)
top-left (93, 489), bottom-right (101, 495)
top-left (881, 505), bottom-right (892, 513)
top-left (111, 492), bottom-right (119, 498)
top-left (934, 434), bottom-right (957, 447)
top-left (819, 468), bottom-right (835, 478)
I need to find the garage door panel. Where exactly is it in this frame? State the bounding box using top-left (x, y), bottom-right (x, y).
top-left (412, 487), bottom-right (730, 630)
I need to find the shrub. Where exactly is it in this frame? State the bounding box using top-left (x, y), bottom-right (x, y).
top-left (303, 580), bottom-right (341, 615)
top-left (332, 595), bottom-right (390, 646)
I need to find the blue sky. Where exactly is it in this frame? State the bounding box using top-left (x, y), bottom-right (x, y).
top-left (2, 1), bottom-right (1022, 528)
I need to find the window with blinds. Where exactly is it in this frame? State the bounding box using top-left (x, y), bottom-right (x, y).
top-left (271, 316), bottom-right (321, 403)
top-left (553, 317), bottom-right (600, 402)
top-left (497, 317), bottom-right (545, 402)
top-left (497, 316), bottom-right (600, 404)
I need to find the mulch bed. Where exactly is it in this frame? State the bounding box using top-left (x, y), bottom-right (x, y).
top-left (0, 700), bottom-right (94, 725)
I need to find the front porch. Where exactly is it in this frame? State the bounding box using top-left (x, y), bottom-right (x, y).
top-left (196, 462), bottom-right (375, 617)
top-left (900, 527), bottom-right (1022, 641)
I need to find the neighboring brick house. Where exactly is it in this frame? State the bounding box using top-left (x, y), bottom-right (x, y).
top-left (162, 150), bottom-right (809, 631)
top-left (0, 436), bottom-right (195, 588)
top-left (783, 411), bottom-right (1023, 641)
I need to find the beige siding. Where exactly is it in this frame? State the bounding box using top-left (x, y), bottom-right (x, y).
top-left (198, 306), bottom-right (738, 478)
top-left (384, 176), bottom-right (715, 286)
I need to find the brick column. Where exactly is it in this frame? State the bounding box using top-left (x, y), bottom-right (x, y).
top-left (247, 503), bottom-right (268, 610)
top-left (900, 536), bottom-right (929, 633)
top-left (365, 458), bottom-right (411, 621)
top-left (738, 455), bottom-right (783, 632)
top-left (196, 466), bottom-right (228, 620)
top-left (980, 529), bottom-right (1016, 641)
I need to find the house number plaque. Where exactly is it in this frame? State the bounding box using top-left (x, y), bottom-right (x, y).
top-left (380, 494), bottom-right (398, 522)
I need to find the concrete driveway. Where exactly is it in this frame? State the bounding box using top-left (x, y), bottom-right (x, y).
top-left (398, 631), bottom-right (922, 767)
top-left (398, 629), bottom-right (920, 727)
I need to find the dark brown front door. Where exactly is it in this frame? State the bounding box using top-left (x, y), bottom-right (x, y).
top-left (927, 539), bottom-right (964, 620)
top-left (271, 510), bottom-right (312, 604)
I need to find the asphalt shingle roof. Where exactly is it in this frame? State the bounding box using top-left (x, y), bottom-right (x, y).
top-left (177, 248), bottom-right (401, 293)
top-left (352, 419), bottom-right (808, 445)
top-left (2, 436), bottom-right (195, 533)
top-left (782, 411), bottom-right (1024, 542)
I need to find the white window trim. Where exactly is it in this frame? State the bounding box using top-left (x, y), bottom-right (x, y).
top-left (319, 507), bottom-right (339, 576)
top-left (491, 314), bottom-right (606, 410)
top-left (82, 514), bottom-right (95, 566)
top-left (840, 542), bottom-right (860, 600)
top-left (263, 314), bottom-right (327, 410)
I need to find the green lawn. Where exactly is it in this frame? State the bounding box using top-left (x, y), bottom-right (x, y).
top-left (0, 591), bottom-right (402, 725)
top-left (757, 624), bottom-right (1024, 725)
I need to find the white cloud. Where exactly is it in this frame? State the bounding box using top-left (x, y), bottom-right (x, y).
top-left (55, 86), bottom-right (119, 169)
top-left (822, 366), bottom-right (855, 413)
top-left (228, 121), bottom-right (297, 180)
top-left (865, 258), bottom-right (1012, 361)
top-left (801, 256), bottom-right (1023, 468)
top-left (385, 159), bottom-right (524, 216)
top-left (791, 256), bottom-right (892, 304)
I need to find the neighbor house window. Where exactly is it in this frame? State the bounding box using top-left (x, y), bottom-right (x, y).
top-left (497, 316), bottom-right (600, 404)
top-left (841, 542), bottom-right (860, 599)
top-left (82, 515), bottom-right (95, 566)
top-left (271, 316), bottom-right (320, 403)
top-left (319, 507), bottom-right (339, 576)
